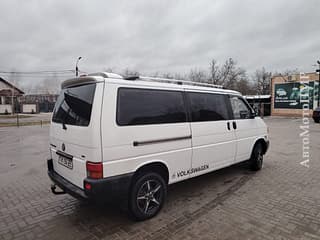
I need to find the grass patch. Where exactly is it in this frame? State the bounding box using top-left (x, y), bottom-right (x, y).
top-left (0, 120), bottom-right (50, 127)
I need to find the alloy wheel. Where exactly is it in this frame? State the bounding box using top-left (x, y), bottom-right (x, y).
top-left (136, 180), bottom-right (162, 214)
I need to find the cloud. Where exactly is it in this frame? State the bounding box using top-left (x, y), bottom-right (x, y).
top-left (0, 0), bottom-right (319, 91)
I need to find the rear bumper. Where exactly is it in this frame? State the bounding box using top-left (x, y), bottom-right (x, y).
top-left (48, 166), bottom-right (88, 199)
top-left (47, 159), bottom-right (133, 201)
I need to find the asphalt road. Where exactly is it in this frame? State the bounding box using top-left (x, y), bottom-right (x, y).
top-left (0, 117), bottom-right (320, 240)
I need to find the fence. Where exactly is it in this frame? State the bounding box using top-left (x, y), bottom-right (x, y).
top-left (0, 113), bottom-right (51, 127)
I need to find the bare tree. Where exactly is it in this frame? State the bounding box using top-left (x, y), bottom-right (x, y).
top-left (218, 58), bottom-right (247, 90)
top-left (236, 78), bottom-right (255, 95)
top-left (172, 72), bottom-right (187, 80)
top-left (122, 68), bottom-right (140, 77)
top-left (104, 67), bottom-right (114, 73)
top-left (220, 58), bottom-right (234, 86)
top-left (209, 59), bottom-right (220, 85)
top-left (188, 68), bottom-right (207, 83)
top-left (252, 67), bottom-right (272, 95)
top-left (161, 72), bottom-right (174, 79)
top-left (117, 58), bottom-right (261, 94)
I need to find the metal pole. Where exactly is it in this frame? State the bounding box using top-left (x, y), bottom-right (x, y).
top-left (75, 57), bottom-right (82, 77)
top-left (11, 88), bottom-right (14, 115)
top-left (16, 113), bottom-right (19, 127)
top-left (318, 61), bottom-right (320, 108)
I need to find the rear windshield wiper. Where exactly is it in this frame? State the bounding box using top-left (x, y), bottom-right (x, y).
top-left (61, 115), bottom-right (67, 130)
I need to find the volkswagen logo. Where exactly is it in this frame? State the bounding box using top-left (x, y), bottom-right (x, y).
top-left (62, 143), bottom-right (65, 151)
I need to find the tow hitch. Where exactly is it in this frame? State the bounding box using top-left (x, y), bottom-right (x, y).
top-left (51, 184), bottom-right (66, 195)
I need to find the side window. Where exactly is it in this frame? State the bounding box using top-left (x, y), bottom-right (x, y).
top-left (230, 96), bottom-right (252, 119)
top-left (188, 92), bottom-right (229, 122)
top-left (117, 88), bottom-right (187, 126)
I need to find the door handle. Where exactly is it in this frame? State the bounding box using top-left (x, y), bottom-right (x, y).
top-left (232, 121), bottom-right (237, 130)
top-left (227, 122), bottom-right (230, 130)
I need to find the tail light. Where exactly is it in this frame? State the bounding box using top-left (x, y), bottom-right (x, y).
top-left (84, 182), bottom-right (92, 190)
top-left (86, 161), bottom-right (103, 179)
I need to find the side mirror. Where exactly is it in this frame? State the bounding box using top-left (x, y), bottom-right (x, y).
top-left (250, 110), bottom-right (256, 119)
top-left (240, 110), bottom-right (252, 119)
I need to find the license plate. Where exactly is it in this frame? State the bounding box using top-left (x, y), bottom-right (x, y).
top-left (58, 155), bottom-right (73, 169)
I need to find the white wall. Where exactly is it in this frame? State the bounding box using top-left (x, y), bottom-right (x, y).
top-left (22, 104), bottom-right (37, 113)
top-left (0, 104), bottom-right (12, 114)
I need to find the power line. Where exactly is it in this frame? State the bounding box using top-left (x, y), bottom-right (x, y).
top-left (0, 69), bottom-right (75, 74)
top-left (0, 72), bottom-right (75, 76)
top-left (0, 73), bottom-right (74, 76)
top-left (0, 74), bottom-right (75, 79)
top-left (0, 69), bottom-right (89, 81)
top-left (0, 69), bottom-right (82, 79)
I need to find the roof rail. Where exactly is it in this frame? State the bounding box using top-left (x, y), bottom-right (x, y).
top-left (88, 72), bottom-right (123, 79)
top-left (124, 75), bottom-right (223, 89)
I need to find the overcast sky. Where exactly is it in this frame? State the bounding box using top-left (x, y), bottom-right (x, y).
top-left (0, 0), bottom-right (319, 90)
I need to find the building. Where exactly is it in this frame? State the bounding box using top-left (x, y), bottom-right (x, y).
top-left (271, 72), bottom-right (319, 116)
top-left (244, 95), bottom-right (271, 116)
top-left (0, 77), bottom-right (24, 114)
top-left (20, 94), bottom-right (59, 112)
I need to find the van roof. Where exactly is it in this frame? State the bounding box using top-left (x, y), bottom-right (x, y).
top-left (62, 72), bottom-right (241, 95)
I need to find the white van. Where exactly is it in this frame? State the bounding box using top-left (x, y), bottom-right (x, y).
top-left (48, 72), bottom-right (269, 220)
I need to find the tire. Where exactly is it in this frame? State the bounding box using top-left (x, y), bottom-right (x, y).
top-left (250, 143), bottom-right (263, 171)
top-left (128, 172), bottom-right (167, 221)
top-left (314, 118), bottom-right (320, 123)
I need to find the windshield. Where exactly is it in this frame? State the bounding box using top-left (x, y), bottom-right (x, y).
top-left (52, 84), bottom-right (96, 126)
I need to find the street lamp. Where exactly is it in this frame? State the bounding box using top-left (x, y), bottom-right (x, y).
top-left (317, 60), bottom-right (320, 108)
top-left (75, 57), bottom-right (82, 77)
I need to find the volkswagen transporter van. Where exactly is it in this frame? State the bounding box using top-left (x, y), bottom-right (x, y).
top-left (47, 72), bottom-right (269, 220)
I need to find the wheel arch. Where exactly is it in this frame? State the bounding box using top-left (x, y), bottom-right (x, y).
top-left (132, 160), bottom-right (170, 184)
top-left (252, 138), bottom-right (268, 155)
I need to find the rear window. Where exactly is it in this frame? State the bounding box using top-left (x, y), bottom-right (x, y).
top-left (52, 84), bottom-right (96, 126)
top-left (117, 88), bottom-right (187, 126)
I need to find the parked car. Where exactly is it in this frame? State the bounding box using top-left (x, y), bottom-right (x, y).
top-left (47, 72), bottom-right (269, 220)
top-left (276, 88), bottom-right (287, 97)
top-left (313, 107), bottom-right (320, 123)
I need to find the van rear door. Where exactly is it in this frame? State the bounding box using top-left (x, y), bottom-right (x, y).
top-left (49, 78), bottom-right (104, 189)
